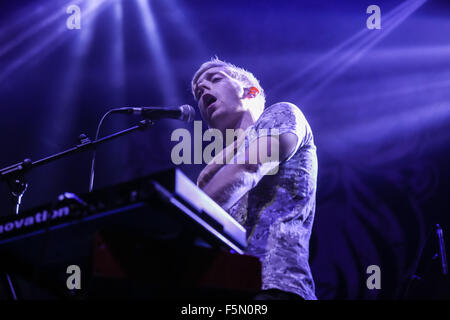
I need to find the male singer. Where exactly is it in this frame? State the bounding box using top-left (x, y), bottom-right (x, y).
top-left (191, 58), bottom-right (318, 300)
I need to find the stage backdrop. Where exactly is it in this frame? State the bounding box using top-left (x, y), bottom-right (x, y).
top-left (0, 0), bottom-right (449, 299)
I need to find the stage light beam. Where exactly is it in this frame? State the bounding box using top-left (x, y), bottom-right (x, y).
top-left (135, 0), bottom-right (179, 105)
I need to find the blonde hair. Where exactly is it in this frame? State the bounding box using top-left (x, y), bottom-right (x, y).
top-left (191, 57), bottom-right (266, 108)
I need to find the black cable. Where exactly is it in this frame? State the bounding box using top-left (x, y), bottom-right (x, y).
top-left (89, 109), bottom-right (122, 192)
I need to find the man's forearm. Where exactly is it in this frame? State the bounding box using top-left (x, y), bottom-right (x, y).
top-left (202, 163), bottom-right (257, 211)
top-left (202, 161), bottom-right (280, 211)
top-left (201, 133), bottom-right (294, 211)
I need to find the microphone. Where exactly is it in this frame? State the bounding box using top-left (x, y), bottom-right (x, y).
top-left (114, 104), bottom-right (195, 122)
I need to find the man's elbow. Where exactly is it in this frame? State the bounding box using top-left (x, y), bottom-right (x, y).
top-left (232, 163), bottom-right (259, 188)
top-left (237, 162), bottom-right (278, 186)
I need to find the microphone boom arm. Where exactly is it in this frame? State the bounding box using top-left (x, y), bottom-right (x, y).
top-left (0, 119), bottom-right (154, 214)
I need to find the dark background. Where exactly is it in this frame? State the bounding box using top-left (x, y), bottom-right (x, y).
top-left (0, 0), bottom-right (449, 299)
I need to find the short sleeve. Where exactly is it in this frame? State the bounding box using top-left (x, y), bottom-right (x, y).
top-left (250, 102), bottom-right (312, 161)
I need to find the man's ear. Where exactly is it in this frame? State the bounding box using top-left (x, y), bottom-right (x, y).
top-left (243, 87), bottom-right (260, 99)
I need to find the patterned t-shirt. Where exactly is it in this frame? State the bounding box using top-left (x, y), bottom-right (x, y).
top-left (228, 102), bottom-right (318, 300)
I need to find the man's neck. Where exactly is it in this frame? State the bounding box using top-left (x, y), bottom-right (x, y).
top-left (235, 112), bottom-right (255, 132)
top-left (222, 111), bottom-right (255, 147)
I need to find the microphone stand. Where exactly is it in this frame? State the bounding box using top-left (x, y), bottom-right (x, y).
top-left (0, 119), bottom-right (154, 300)
top-left (401, 223), bottom-right (449, 299)
top-left (0, 119), bottom-right (154, 215)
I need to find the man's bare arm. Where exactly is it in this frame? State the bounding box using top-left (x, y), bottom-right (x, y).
top-left (202, 133), bottom-right (298, 211)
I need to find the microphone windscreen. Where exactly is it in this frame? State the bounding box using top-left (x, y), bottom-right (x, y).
top-left (179, 104), bottom-right (196, 122)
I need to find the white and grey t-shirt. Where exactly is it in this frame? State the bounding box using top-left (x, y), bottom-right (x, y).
top-left (228, 102), bottom-right (318, 300)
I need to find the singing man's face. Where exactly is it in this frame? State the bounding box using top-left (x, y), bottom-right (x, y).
top-left (194, 67), bottom-right (245, 130)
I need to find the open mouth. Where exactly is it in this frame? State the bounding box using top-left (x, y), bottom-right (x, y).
top-left (202, 93), bottom-right (217, 109)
